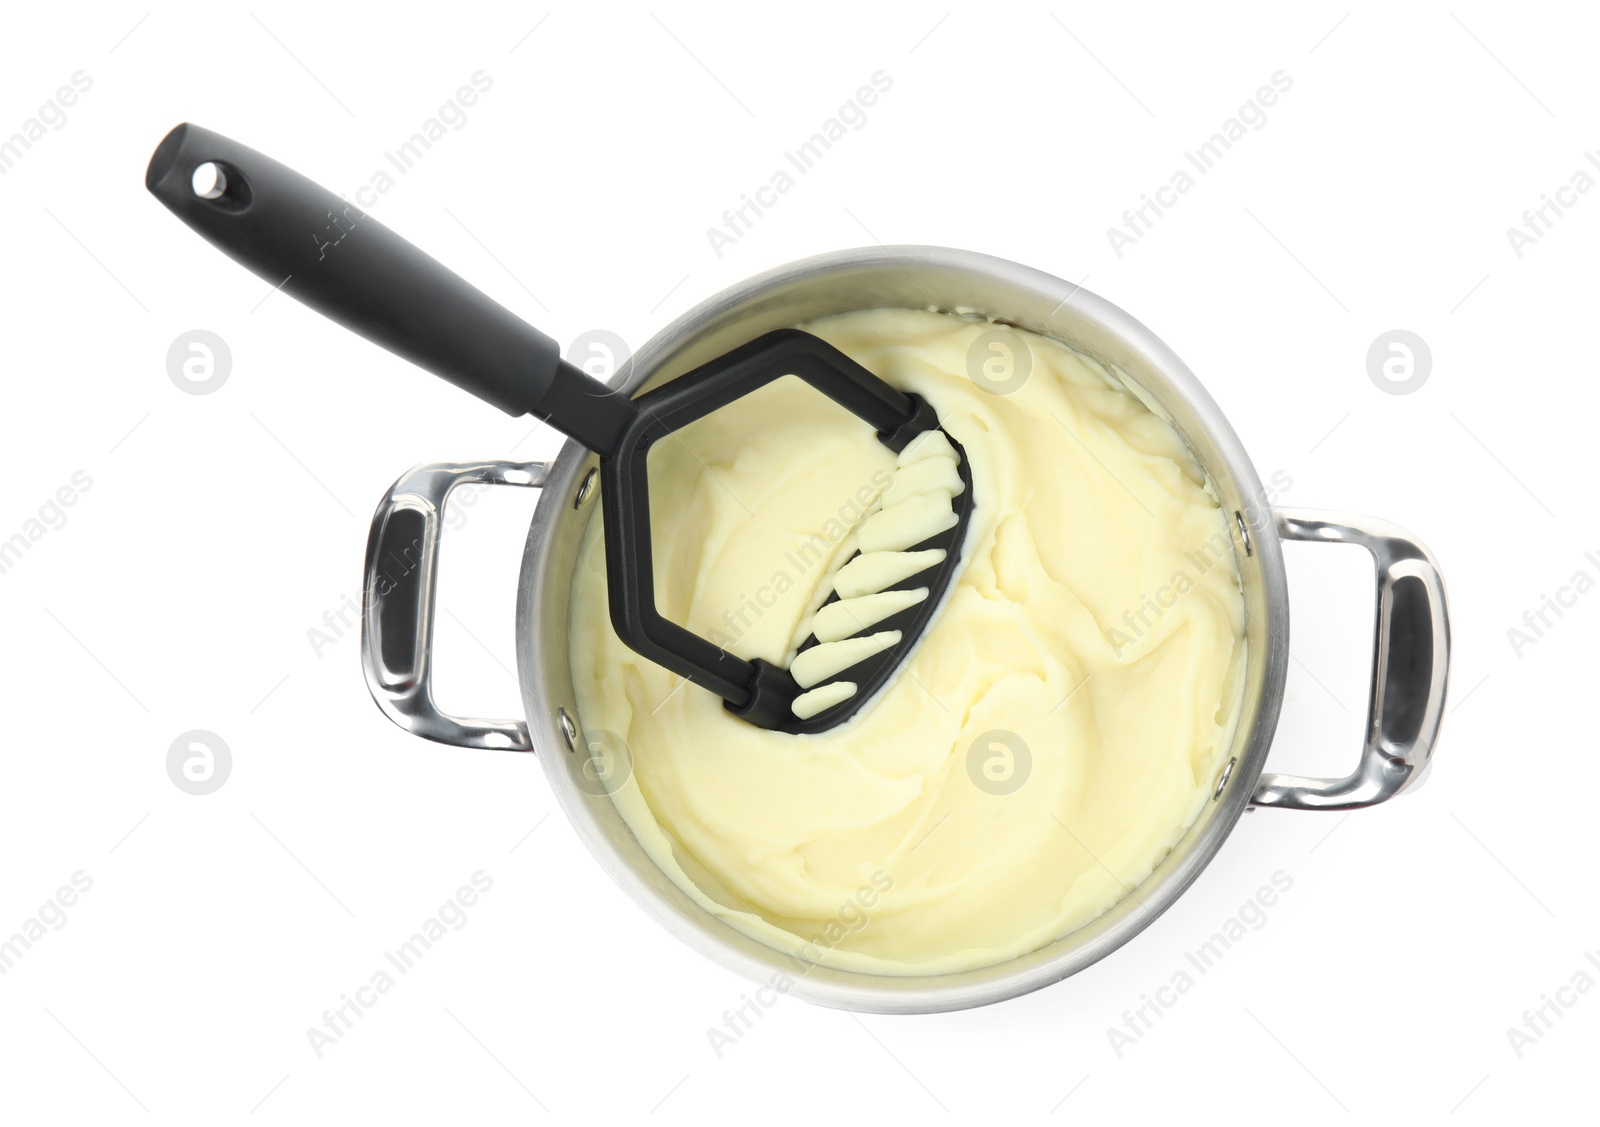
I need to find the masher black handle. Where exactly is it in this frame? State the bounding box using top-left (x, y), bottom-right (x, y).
top-left (145, 123), bottom-right (631, 454)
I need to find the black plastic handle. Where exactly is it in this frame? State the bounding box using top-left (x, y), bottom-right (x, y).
top-left (146, 123), bottom-right (631, 454)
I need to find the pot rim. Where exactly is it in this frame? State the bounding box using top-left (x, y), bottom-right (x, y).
top-left (514, 245), bottom-right (1290, 1013)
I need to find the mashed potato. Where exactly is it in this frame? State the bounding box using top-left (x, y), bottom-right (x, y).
top-left (566, 308), bottom-right (1246, 975)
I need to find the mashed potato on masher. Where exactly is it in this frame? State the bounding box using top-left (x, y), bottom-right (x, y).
top-left (566, 308), bottom-right (1247, 975)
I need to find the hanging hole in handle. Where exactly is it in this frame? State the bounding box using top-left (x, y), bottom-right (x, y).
top-left (191, 161), bottom-right (227, 199)
top-left (188, 159), bottom-right (251, 210)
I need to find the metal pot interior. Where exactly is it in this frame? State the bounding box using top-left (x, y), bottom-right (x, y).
top-left (515, 247), bottom-right (1290, 1013)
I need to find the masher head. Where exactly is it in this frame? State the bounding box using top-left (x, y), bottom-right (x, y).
top-left (597, 329), bottom-right (974, 734)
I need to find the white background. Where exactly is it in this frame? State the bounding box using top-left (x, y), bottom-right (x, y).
top-left (0, 1), bottom-right (1591, 1122)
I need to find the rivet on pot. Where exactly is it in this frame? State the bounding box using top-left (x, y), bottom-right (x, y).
top-left (1213, 756), bottom-right (1237, 800)
top-left (1234, 511), bottom-right (1253, 557)
top-left (574, 467), bottom-right (597, 509)
top-left (558, 708), bottom-right (578, 751)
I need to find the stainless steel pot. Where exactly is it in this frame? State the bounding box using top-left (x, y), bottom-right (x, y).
top-left (359, 247), bottom-right (1450, 1013)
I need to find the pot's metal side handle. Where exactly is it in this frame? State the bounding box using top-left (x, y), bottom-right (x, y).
top-left (1252, 508), bottom-right (1450, 810)
top-left (361, 461), bottom-right (547, 752)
